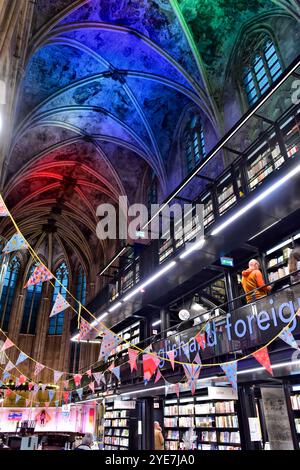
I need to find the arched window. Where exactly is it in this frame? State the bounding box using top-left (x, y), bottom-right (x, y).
top-left (76, 266), bottom-right (86, 306)
top-left (0, 256), bottom-right (20, 331)
top-left (48, 262), bottom-right (68, 335)
top-left (184, 116), bottom-right (206, 173)
top-left (21, 261), bottom-right (42, 334)
top-left (242, 34), bottom-right (282, 106)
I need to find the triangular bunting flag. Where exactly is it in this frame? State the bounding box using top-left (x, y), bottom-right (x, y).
top-left (48, 390), bottom-right (55, 402)
top-left (98, 330), bottom-right (122, 363)
top-left (55, 400), bottom-right (59, 407)
top-left (19, 375), bottom-right (26, 385)
top-left (41, 384), bottom-right (47, 391)
top-left (4, 361), bottom-right (14, 372)
top-left (15, 394), bottom-right (22, 403)
top-left (279, 327), bottom-right (299, 350)
top-left (3, 233), bottom-right (28, 254)
top-left (252, 347), bottom-right (273, 375)
top-left (128, 348), bottom-right (139, 372)
top-left (34, 362), bottom-right (45, 376)
top-left (24, 264), bottom-right (53, 289)
top-left (53, 370), bottom-right (63, 383)
top-left (0, 196), bottom-right (9, 217)
top-left (16, 352), bottom-right (28, 366)
top-left (86, 369), bottom-right (92, 378)
top-left (154, 368), bottom-right (162, 384)
top-left (26, 399), bottom-right (30, 407)
top-left (5, 389), bottom-right (12, 398)
top-left (50, 293), bottom-right (70, 317)
top-left (111, 366), bottom-right (121, 381)
top-left (63, 392), bottom-right (69, 404)
top-left (78, 318), bottom-right (91, 341)
top-left (182, 343), bottom-right (190, 362)
top-left (28, 382), bottom-right (34, 391)
top-left (1, 338), bottom-right (14, 352)
top-left (193, 352), bottom-right (202, 365)
top-left (77, 388), bottom-right (83, 401)
top-left (2, 372), bottom-right (10, 381)
top-left (183, 364), bottom-right (201, 395)
top-left (45, 402), bottom-right (50, 408)
top-left (89, 381), bottom-right (95, 394)
top-left (108, 362), bottom-right (115, 372)
top-left (143, 354), bottom-right (160, 383)
top-left (73, 374), bottom-right (82, 387)
top-left (63, 380), bottom-right (69, 389)
top-left (221, 362), bottom-right (238, 391)
top-left (166, 350), bottom-right (175, 370)
top-left (93, 372), bottom-right (102, 386)
top-left (195, 332), bottom-right (206, 350)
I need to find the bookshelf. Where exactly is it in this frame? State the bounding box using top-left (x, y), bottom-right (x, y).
top-left (290, 390), bottom-right (300, 449)
top-left (163, 388), bottom-right (241, 451)
top-left (217, 175), bottom-right (237, 216)
top-left (103, 401), bottom-right (138, 450)
top-left (159, 237), bottom-right (174, 264)
top-left (266, 233), bottom-right (300, 283)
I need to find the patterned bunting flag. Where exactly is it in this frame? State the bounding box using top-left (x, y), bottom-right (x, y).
top-left (154, 368), bottom-right (162, 384)
top-left (221, 362), bottom-right (238, 391)
top-left (53, 370), bottom-right (63, 383)
top-left (2, 372), bottom-right (10, 381)
top-left (50, 293), bottom-right (70, 318)
top-left (166, 350), bottom-right (175, 370)
top-left (93, 372), bottom-right (102, 386)
top-left (73, 374), bottom-right (82, 387)
top-left (55, 400), bottom-right (59, 407)
top-left (63, 380), bottom-right (69, 389)
top-left (175, 382), bottom-right (180, 398)
top-left (48, 390), bottom-right (55, 402)
top-left (1, 338), bottom-right (14, 352)
top-left (34, 362), bottom-right (44, 376)
top-left (24, 264), bottom-right (53, 288)
top-left (88, 381), bottom-right (95, 394)
top-left (182, 343), bottom-right (190, 362)
top-left (193, 352), bottom-right (202, 365)
top-left (128, 348), bottom-right (139, 372)
top-left (0, 196), bottom-right (9, 217)
top-left (111, 366), bottom-right (121, 381)
top-left (98, 330), bottom-right (122, 362)
top-left (5, 389), bottom-right (12, 398)
top-left (279, 327), bottom-right (299, 350)
top-left (143, 353), bottom-right (160, 384)
top-left (15, 394), bottom-right (21, 403)
top-left (86, 369), bottom-right (92, 378)
top-left (4, 361), bottom-right (14, 372)
top-left (28, 382), bottom-right (34, 391)
top-left (252, 347), bottom-right (273, 375)
top-left (16, 352), bottom-right (28, 366)
top-left (19, 375), bottom-right (26, 385)
top-left (41, 384), bottom-right (47, 391)
top-left (3, 233), bottom-right (28, 254)
top-left (78, 318), bottom-right (91, 341)
top-left (183, 364), bottom-right (201, 395)
top-left (195, 332), bottom-right (206, 350)
top-left (63, 391), bottom-right (69, 404)
top-left (25, 399), bottom-right (30, 407)
top-left (77, 388), bottom-right (83, 401)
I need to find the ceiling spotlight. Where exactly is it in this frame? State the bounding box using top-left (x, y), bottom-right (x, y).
top-left (178, 309), bottom-right (190, 321)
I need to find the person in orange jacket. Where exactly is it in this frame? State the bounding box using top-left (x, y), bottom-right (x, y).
top-left (241, 259), bottom-right (271, 303)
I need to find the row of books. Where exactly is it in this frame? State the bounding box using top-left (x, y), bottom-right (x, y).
top-left (291, 395), bottom-right (300, 410)
top-left (199, 431), bottom-right (240, 444)
top-left (215, 415), bottom-right (239, 428)
top-left (104, 418), bottom-right (129, 427)
top-left (104, 445), bottom-right (127, 451)
top-left (198, 444), bottom-right (241, 451)
top-left (195, 401), bottom-right (235, 414)
top-left (294, 418), bottom-right (300, 433)
top-left (104, 410), bottom-right (128, 419)
top-left (166, 431), bottom-right (180, 440)
top-left (104, 437), bottom-right (129, 447)
top-left (105, 429), bottom-right (129, 437)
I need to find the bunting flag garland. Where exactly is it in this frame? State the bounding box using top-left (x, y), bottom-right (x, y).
top-left (4, 361), bottom-right (14, 373)
top-left (53, 370), bottom-right (63, 383)
top-left (78, 318), bottom-right (91, 341)
top-left (33, 384), bottom-right (39, 393)
top-left (55, 400), bottom-right (59, 408)
top-left (16, 352), bottom-right (28, 366)
top-left (154, 368), bottom-right (162, 384)
top-left (98, 330), bottom-right (123, 362)
top-left (28, 382), bottom-right (34, 391)
top-left (63, 392), bottom-right (69, 404)
top-left (111, 366), bottom-right (121, 381)
top-left (26, 399), bottom-right (30, 407)
top-left (34, 362), bottom-right (45, 376)
top-left (41, 384), bottom-right (47, 391)
top-left (45, 402), bottom-right (50, 408)
top-left (221, 362), bottom-right (238, 391)
top-left (93, 372), bottom-right (102, 386)
top-left (86, 369), bottom-right (92, 378)
top-left (1, 338), bottom-right (14, 352)
top-left (183, 364), bottom-right (201, 395)
top-left (2, 372), bottom-right (10, 381)
top-left (195, 332), bottom-right (206, 350)
top-left (193, 352), bottom-right (202, 365)
top-left (50, 293), bottom-right (71, 318)
top-left (24, 263), bottom-right (53, 289)
top-left (18, 375), bottom-right (27, 385)
top-left (48, 390), bottom-right (55, 402)
top-left (182, 343), bottom-right (190, 362)
top-left (15, 394), bottom-right (21, 403)
top-left (77, 388), bottom-right (83, 401)
top-left (5, 389), bottom-right (12, 398)
top-left (279, 327), bottom-right (299, 350)
top-left (166, 350), bottom-right (175, 370)
top-left (128, 348), bottom-right (139, 372)
top-left (89, 381), bottom-right (95, 394)
top-left (175, 382), bottom-right (180, 398)
top-left (0, 196), bottom-right (9, 217)
top-left (3, 233), bottom-right (28, 254)
top-left (252, 347), bottom-right (273, 375)
top-left (63, 380), bottom-right (69, 389)
top-left (143, 353), bottom-right (160, 383)
top-left (73, 374), bottom-right (82, 387)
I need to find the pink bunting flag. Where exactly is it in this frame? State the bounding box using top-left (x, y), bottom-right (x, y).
top-left (166, 350), bottom-right (175, 370)
top-left (193, 352), bottom-right (202, 365)
top-left (34, 362), bottom-right (44, 376)
top-left (183, 364), bottom-right (201, 395)
top-left (0, 196), bottom-right (9, 217)
top-left (86, 369), bottom-right (92, 378)
top-left (73, 374), bottom-right (82, 387)
top-left (50, 293), bottom-right (70, 317)
top-left (154, 368), bottom-right (162, 384)
top-left (25, 399), bottom-right (30, 408)
top-left (5, 389), bottom-right (12, 398)
top-left (24, 264), bottom-right (53, 289)
top-left (28, 382), bottom-right (34, 391)
top-left (89, 381), bottom-right (95, 394)
top-left (128, 348), bottom-right (139, 372)
top-left (63, 391), bottom-right (69, 404)
top-left (78, 318), bottom-right (91, 341)
top-left (63, 380), bottom-right (69, 389)
top-left (93, 372), bottom-right (102, 386)
top-left (1, 338), bottom-right (14, 352)
top-left (108, 362), bottom-right (115, 372)
top-left (45, 402), bottom-right (50, 408)
top-left (98, 330), bottom-right (122, 362)
top-left (143, 353), bottom-right (160, 383)
top-left (195, 332), bottom-right (206, 350)
top-left (175, 382), bottom-right (180, 398)
top-left (19, 375), bottom-right (26, 385)
top-left (252, 347), bottom-right (273, 376)
top-left (53, 370), bottom-right (63, 383)
top-left (4, 361), bottom-right (14, 372)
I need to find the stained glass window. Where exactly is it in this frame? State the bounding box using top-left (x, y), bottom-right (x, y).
top-left (0, 256), bottom-right (20, 331)
top-left (21, 261), bottom-right (42, 334)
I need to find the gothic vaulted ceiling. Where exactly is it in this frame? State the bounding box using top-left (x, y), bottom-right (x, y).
top-left (2, 0), bottom-right (295, 272)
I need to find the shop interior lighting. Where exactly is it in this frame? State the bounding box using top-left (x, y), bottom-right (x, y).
top-left (211, 164), bottom-right (300, 236)
top-left (123, 260), bottom-right (176, 302)
top-left (179, 236), bottom-right (206, 259)
top-left (108, 301), bottom-right (122, 313)
top-left (266, 231), bottom-right (300, 255)
top-left (142, 59), bottom-right (300, 230)
top-left (248, 220), bottom-right (281, 241)
top-left (152, 320), bottom-right (162, 327)
top-left (97, 312), bottom-right (108, 321)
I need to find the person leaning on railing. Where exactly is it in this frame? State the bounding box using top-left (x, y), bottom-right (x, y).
top-left (241, 259), bottom-right (271, 304)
